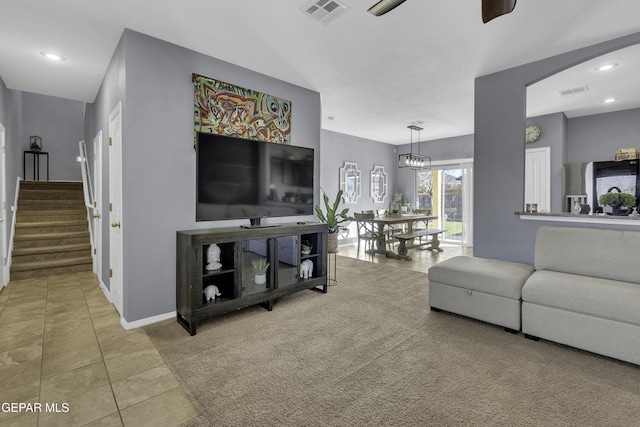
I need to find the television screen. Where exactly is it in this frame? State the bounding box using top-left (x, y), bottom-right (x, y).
top-left (196, 132), bottom-right (315, 222)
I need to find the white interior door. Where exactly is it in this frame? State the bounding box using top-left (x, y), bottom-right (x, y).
top-left (525, 147), bottom-right (551, 213)
top-left (0, 123), bottom-right (7, 288)
top-left (93, 131), bottom-right (103, 280)
top-left (109, 103), bottom-right (123, 316)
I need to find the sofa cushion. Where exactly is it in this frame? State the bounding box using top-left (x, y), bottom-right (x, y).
top-left (535, 226), bottom-right (640, 284)
top-left (428, 256), bottom-right (534, 299)
top-left (522, 270), bottom-right (640, 327)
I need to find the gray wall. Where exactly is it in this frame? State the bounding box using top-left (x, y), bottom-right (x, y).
top-left (567, 108), bottom-right (640, 163)
top-left (474, 31), bottom-right (640, 264)
top-left (21, 92), bottom-right (84, 181)
top-left (0, 79), bottom-right (24, 272)
top-left (320, 129), bottom-right (397, 244)
top-left (87, 30), bottom-right (321, 322)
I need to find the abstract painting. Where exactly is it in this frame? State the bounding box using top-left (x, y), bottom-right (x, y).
top-left (193, 73), bottom-right (291, 145)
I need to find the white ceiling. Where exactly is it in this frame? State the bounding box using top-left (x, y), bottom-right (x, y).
top-left (1, 0), bottom-right (640, 145)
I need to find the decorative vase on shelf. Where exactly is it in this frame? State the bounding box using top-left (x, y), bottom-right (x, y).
top-left (573, 200), bottom-right (581, 214)
top-left (254, 274), bottom-right (266, 285)
top-left (301, 240), bottom-right (312, 255)
top-left (30, 135), bottom-right (42, 152)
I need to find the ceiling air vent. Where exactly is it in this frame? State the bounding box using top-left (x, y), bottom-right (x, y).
top-left (559, 85), bottom-right (589, 96)
top-left (302, 0), bottom-right (350, 25)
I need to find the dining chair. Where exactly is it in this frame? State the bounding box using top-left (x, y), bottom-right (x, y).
top-left (354, 212), bottom-right (378, 256)
top-left (412, 208), bottom-right (432, 244)
top-left (377, 208), bottom-right (403, 244)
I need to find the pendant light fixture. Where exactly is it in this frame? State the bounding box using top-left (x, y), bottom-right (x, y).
top-left (398, 125), bottom-right (430, 170)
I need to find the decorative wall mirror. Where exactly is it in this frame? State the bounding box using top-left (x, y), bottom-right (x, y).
top-left (370, 165), bottom-right (388, 203)
top-left (339, 161), bottom-right (361, 204)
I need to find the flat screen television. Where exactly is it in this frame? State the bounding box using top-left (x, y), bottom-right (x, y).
top-left (196, 132), bottom-right (315, 225)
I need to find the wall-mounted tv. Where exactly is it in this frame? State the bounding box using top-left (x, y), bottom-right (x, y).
top-left (196, 132), bottom-right (315, 224)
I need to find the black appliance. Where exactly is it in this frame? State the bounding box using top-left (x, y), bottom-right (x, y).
top-left (196, 132), bottom-right (315, 224)
top-left (592, 159), bottom-right (640, 209)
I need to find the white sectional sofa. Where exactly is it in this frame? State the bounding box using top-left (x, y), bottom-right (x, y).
top-left (428, 225), bottom-right (640, 366)
top-left (522, 226), bottom-right (640, 365)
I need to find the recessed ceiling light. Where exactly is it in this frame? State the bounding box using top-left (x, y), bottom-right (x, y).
top-left (604, 98), bottom-right (618, 103)
top-left (40, 52), bottom-right (65, 61)
top-left (597, 63), bottom-right (618, 72)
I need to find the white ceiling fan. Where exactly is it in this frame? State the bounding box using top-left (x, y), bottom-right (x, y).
top-left (367, 0), bottom-right (517, 23)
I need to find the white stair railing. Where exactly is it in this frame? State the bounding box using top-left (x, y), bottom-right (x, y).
top-left (78, 140), bottom-right (96, 254)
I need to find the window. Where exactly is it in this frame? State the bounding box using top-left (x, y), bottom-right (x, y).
top-left (416, 160), bottom-right (473, 247)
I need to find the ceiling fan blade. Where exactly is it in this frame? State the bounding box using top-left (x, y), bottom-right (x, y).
top-left (482, 0), bottom-right (517, 23)
top-left (367, 0), bottom-right (407, 16)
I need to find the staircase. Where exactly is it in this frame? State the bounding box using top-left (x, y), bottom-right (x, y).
top-left (11, 181), bottom-right (92, 280)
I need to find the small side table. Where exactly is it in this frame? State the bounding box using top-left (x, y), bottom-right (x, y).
top-left (23, 151), bottom-right (49, 181)
top-left (327, 251), bottom-right (338, 285)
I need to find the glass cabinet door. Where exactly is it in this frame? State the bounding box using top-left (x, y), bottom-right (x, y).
top-left (242, 239), bottom-right (272, 296)
top-left (275, 235), bottom-right (298, 289)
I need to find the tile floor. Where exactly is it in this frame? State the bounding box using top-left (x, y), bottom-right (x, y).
top-left (0, 272), bottom-right (198, 427)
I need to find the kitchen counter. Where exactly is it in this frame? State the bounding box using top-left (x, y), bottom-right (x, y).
top-left (516, 211), bottom-right (640, 226)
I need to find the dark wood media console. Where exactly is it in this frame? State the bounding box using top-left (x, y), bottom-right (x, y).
top-left (176, 222), bottom-right (328, 335)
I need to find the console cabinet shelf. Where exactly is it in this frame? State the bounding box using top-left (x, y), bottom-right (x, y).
top-left (176, 222), bottom-right (328, 335)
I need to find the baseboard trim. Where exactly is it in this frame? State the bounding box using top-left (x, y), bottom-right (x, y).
top-left (121, 311), bottom-right (176, 330)
top-left (98, 279), bottom-right (112, 303)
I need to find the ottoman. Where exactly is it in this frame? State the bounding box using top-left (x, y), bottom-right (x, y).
top-left (428, 256), bottom-right (534, 331)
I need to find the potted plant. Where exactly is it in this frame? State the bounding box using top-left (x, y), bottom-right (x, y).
top-left (599, 187), bottom-right (637, 216)
top-left (301, 240), bottom-right (313, 255)
top-left (314, 189), bottom-right (352, 253)
top-left (252, 258), bottom-right (270, 285)
top-left (400, 193), bottom-right (411, 214)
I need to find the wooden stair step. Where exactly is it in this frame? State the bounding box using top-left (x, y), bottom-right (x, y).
top-left (19, 190), bottom-right (84, 201)
top-left (12, 243), bottom-right (92, 263)
top-left (15, 220), bottom-right (88, 235)
top-left (14, 230), bottom-right (90, 241)
top-left (17, 211), bottom-right (87, 222)
top-left (13, 235), bottom-right (90, 250)
top-left (11, 256), bottom-right (93, 272)
top-left (19, 180), bottom-right (83, 190)
top-left (12, 249), bottom-right (92, 264)
top-left (12, 243), bottom-right (91, 256)
top-left (16, 219), bottom-right (87, 227)
top-left (10, 262), bottom-right (93, 280)
top-left (17, 199), bottom-right (85, 211)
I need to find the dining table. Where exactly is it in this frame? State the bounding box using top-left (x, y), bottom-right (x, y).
top-left (368, 214), bottom-right (438, 258)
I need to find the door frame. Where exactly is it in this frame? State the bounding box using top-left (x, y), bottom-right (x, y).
top-left (525, 147), bottom-right (551, 213)
top-left (0, 122), bottom-right (6, 289)
top-left (109, 103), bottom-right (124, 316)
top-left (93, 131), bottom-right (103, 281)
top-left (417, 158), bottom-right (474, 246)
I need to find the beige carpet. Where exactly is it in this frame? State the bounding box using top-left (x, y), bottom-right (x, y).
top-left (145, 256), bottom-right (640, 427)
